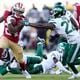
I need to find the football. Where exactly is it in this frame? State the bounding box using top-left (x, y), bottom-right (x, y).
top-left (11, 18), bottom-right (16, 26)
top-left (15, 20), bottom-right (24, 32)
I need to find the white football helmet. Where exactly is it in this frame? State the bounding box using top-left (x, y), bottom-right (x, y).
top-left (11, 2), bottom-right (25, 17)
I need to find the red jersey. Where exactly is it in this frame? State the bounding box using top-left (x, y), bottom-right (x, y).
top-left (74, 4), bottom-right (80, 29)
top-left (3, 10), bottom-right (24, 43)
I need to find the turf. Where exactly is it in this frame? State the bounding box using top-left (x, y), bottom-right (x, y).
top-left (1, 73), bottom-right (80, 80)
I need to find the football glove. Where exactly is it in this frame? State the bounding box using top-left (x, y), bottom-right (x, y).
top-left (21, 18), bottom-right (30, 26)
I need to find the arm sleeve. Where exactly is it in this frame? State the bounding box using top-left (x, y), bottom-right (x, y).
top-left (3, 10), bottom-right (10, 19)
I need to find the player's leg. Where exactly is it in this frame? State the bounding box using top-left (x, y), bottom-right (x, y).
top-left (62, 43), bottom-right (69, 66)
top-left (36, 41), bottom-right (43, 57)
top-left (29, 64), bottom-right (43, 74)
top-left (66, 44), bottom-right (80, 79)
top-left (0, 63), bottom-right (22, 75)
top-left (36, 41), bottom-right (47, 59)
top-left (27, 56), bottom-right (42, 64)
top-left (8, 67), bottom-right (22, 74)
top-left (0, 37), bottom-right (9, 58)
top-left (0, 48), bottom-right (21, 75)
top-left (67, 44), bottom-right (79, 73)
top-left (0, 37), bottom-right (10, 75)
top-left (71, 48), bottom-right (80, 65)
top-left (9, 41), bottom-right (31, 78)
top-left (67, 44), bottom-right (79, 72)
top-left (67, 44), bottom-right (80, 64)
top-left (26, 56), bottom-right (42, 72)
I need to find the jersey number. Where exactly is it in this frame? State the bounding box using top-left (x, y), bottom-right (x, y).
top-left (61, 21), bottom-right (75, 34)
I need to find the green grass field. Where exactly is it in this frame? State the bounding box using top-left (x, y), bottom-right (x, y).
top-left (0, 73), bottom-right (80, 80)
top-left (0, 52), bottom-right (80, 80)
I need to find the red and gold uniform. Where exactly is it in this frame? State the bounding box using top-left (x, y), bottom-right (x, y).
top-left (0, 10), bottom-right (25, 62)
top-left (0, 2), bottom-right (31, 78)
top-left (73, 3), bottom-right (80, 29)
top-left (3, 10), bottom-right (24, 43)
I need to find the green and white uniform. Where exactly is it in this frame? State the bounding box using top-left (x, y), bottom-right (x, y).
top-left (29, 51), bottom-right (71, 74)
top-left (49, 12), bottom-right (80, 64)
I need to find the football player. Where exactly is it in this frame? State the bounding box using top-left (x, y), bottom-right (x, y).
top-left (28, 50), bottom-right (72, 74)
top-left (27, 2), bottom-right (80, 79)
top-left (0, 48), bottom-right (43, 75)
top-left (0, 39), bottom-right (72, 75)
top-left (0, 2), bottom-right (31, 78)
top-left (0, 38), bottom-right (45, 75)
top-left (52, 2), bottom-right (79, 30)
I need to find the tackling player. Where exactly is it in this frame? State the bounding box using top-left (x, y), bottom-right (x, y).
top-left (0, 39), bottom-right (72, 75)
top-left (28, 50), bottom-right (72, 74)
top-left (26, 2), bottom-right (80, 79)
top-left (0, 38), bottom-right (45, 75)
top-left (0, 2), bottom-right (31, 78)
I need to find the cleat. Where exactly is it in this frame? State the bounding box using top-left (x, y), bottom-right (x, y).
top-left (68, 74), bottom-right (76, 79)
top-left (68, 72), bottom-right (80, 80)
top-left (76, 72), bottom-right (80, 78)
top-left (22, 70), bottom-right (31, 78)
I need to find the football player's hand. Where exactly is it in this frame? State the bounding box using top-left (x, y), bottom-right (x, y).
top-left (21, 18), bottom-right (30, 26)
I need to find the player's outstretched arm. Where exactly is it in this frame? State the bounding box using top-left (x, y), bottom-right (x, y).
top-left (56, 61), bottom-right (72, 74)
top-left (29, 23), bottom-right (54, 30)
top-left (21, 18), bottom-right (54, 30)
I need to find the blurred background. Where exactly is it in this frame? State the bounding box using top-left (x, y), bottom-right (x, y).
top-left (0, 0), bottom-right (80, 52)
